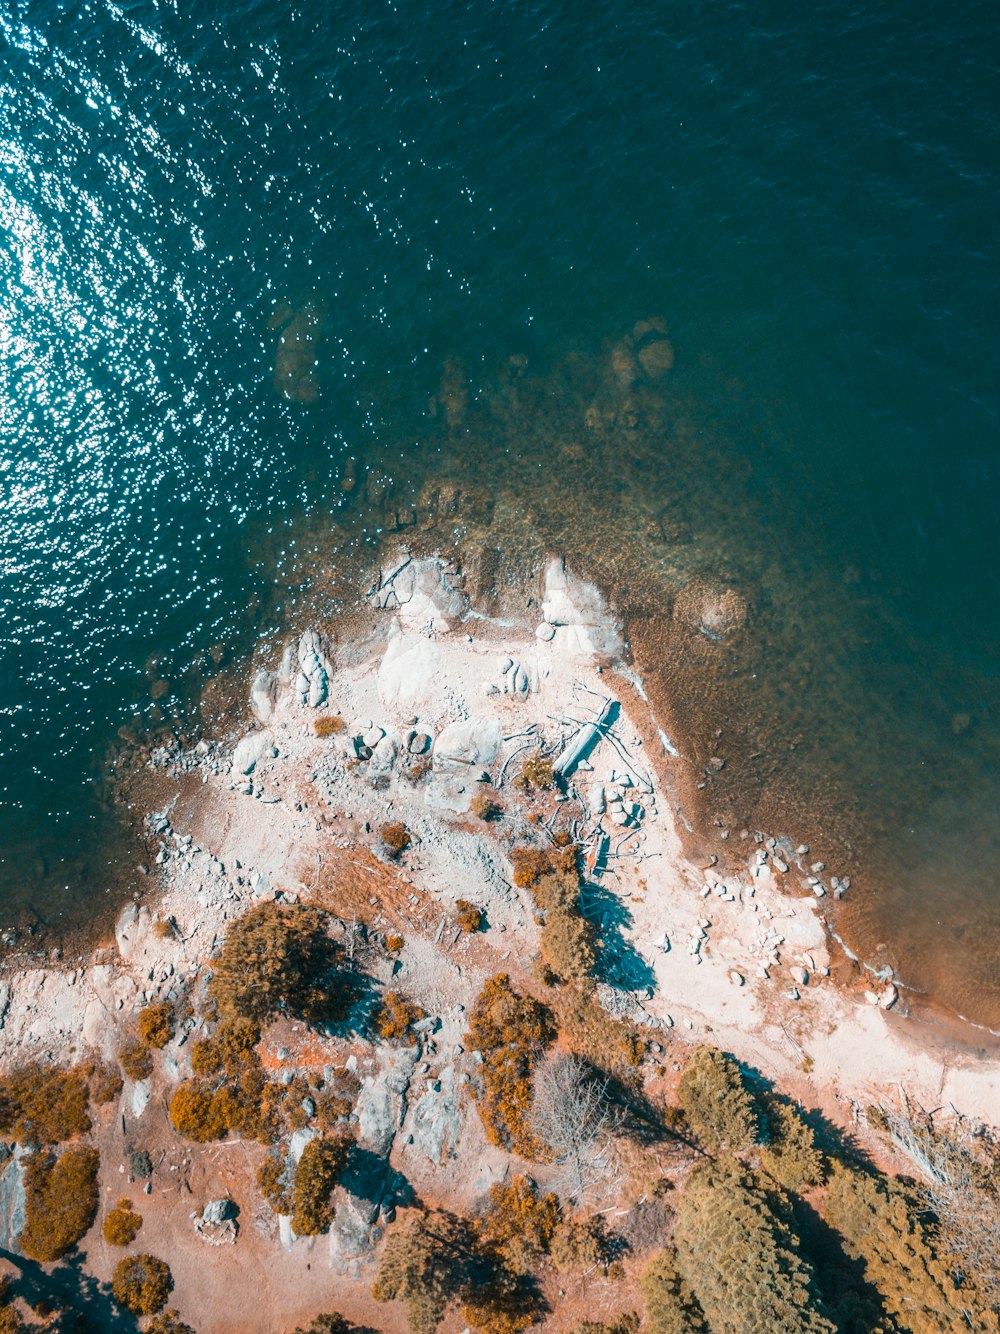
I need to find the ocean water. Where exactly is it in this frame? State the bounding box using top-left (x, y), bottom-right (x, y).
top-left (1, 2), bottom-right (998, 1021)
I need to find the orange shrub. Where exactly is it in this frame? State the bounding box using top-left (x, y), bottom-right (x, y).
top-left (112, 1253), bottom-right (172, 1316)
top-left (137, 1002), bottom-right (175, 1050)
top-left (19, 1146), bottom-right (100, 1261)
top-left (0, 1062), bottom-right (91, 1145)
top-left (466, 974), bottom-right (554, 1158)
top-left (103, 1198), bottom-right (143, 1246)
top-left (470, 792), bottom-right (502, 822)
top-left (118, 1041), bottom-right (153, 1082)
top-left (374, 992), bottom-right (425, 1042)
top-left (168, 1081), bottom-right (235, 1142)
top-left (380, 822), bottom-right (411, 858)
top-left (314, 715), bottom-right (346, 738)
top-left (292, 1134), bottom-right (352, 1236)
top-left (385, 933), bottom-right (405, 954)
top-left (513, 751), bottom-right (554, 791)
top-left (455, 900), bottom-right (483, 933)
top-left (478, 1175), bottom-right (560, 1274)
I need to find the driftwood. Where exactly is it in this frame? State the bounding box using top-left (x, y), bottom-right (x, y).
top-left (552, 698), bottom-right (619, 778)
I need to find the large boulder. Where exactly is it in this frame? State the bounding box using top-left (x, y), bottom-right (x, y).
top-left (541, 558), bottom-right (622, 659)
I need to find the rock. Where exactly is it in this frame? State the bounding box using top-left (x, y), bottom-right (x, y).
top-left (408, 732), bottom-right (432, 755)
top-left (363, 727), bottom-right (385, 749)
top-left (790, 967), bottom-right (809, 987)
top-left (880, 984), bottom-right (899, 1011)
top-left (250, 669), bottom-right (278, 722)
top-left (635, 330), bottom-right (675, 380)
top-left (535, 622), bottom-right (556, 642)
top-left (674, 580), bottom-right (751, 640)
top-left (432, 717), bottom-right (502, 773)
top-left (231, 732), bottom-right (276, 776)
top-left (729, 970), bottom-right (745, 987)
top-left (541, 558), bottom-right (622, 659)
top-left (202, 1198), bottom-right (236, 1225)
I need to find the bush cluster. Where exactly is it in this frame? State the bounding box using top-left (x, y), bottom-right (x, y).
top-left (466, 974), bottom-right (554, 1158)
top-left (18, 1146), bottom-right (100, 1262)
top-left (137, 1001), bottom-right (175, 1050)
top-left (477, 1175), bottom-right (559, 1275)
top-left (374, 991), bottom-right (426, 1042)
top-left (102, 1197), bottom-right (143, 1246)
top-left (513, 751), bottom-right (555, 792)
top-left (0, 1062), bottom-right (91, 1145)
top-left (207, 901), bottom-right (348, 1026)
top-left (292, 1134), bottom-right (352, 1236)
top-left (111, 1253), bottom-right (173, 1316)
top-left (455, 900), bottom-right (483, 933)
top-left (511, 844), bottom-right (577, 892)
top-left (550, 1215), bottom-right (611, 1272)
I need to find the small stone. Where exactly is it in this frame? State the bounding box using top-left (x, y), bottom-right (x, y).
top-left (729, 970), bottom-right (745, 987)
top-left (535, 622), bottom-right (556, 642)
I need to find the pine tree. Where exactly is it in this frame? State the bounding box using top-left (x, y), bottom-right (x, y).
top-left (673, 1159), bottom-right (836, 1333)
top-left (676, 1046), bottom-right (760, 1153)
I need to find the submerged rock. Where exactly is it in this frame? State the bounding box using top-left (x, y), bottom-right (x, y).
top-left (673, 580), bottom-right (751, 639)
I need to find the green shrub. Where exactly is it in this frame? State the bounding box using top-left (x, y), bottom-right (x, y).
top-left (0, 1062), bottom-right (91, 1145)
top-left (760, 1095), bottom-right (824, 1191)
top-left (374, 992), bottom-right (425, 1042)
top-left (373, 1211), bottom-right (473, 1334)
top-left (550, 1215), bottom-right (610, 1272)
top-left (19, 1146), bottom-right (100, 1261)
top-left (111, 1253), bottom-right (173, 1315)
top-left (640, 1249), bottom-right (707, 1333)
top-left (540, 905), bottom-right (596, 984)
top-left (380, 822), bottom-right (411, 859)
top-left (676, 1047), bottom-right (759, 1153)
top-left (145, 1313), bottom-right (196, 1334)
top-left (824, 1162), bottom-right (991, 1331)
top-left (513, 752), bottom-right (554, 791)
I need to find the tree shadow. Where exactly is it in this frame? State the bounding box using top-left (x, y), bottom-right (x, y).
top-left (579, 877), bottom-right (656, 993)
top-left (340, 1145), bottom-right (414, 1214)
top-left (1, 1247), bottom-right (139, 1332)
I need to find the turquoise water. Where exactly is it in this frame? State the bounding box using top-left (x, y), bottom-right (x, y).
top-left (1, 1), bottom-right (999, 1020)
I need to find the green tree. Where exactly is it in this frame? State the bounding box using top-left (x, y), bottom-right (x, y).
top-left (111, 1253), bottom-right (173, 1316)
top-left (674, 1159), bottom-right (836, 1333)
top-left (759, 1095), bottom-right (825, 1192)
top-left (292, 1135), bottom-right (352, 1236)
top-left (640, 1249), bottom-right (707, 1333)
top-left (372, 1211), bottom-right (473, 1334)
top-left (676, 1046), bottom-right (759, 1153)
top-left (824, 1162), bottom-right (996, 1333)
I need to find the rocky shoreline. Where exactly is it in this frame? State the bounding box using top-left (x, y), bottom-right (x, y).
top-left (1, 548), bottom-right (998, 1329)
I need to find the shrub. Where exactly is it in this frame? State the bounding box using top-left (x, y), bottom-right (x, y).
top-left (373, 1211), bottom-right (473, 1334)
top-left (380, 822), bottom-right (411, 859)
top-left (469, 792), bottom-right (502, 822)
top-left (292, 1135), bottom-right (351, 1236)
top-left (455, 900), bottom-right (483, 933)
top-left (314, 715), bottom-right (346, 737)
top-left (477, 1175), bottom-right (559, 1275)
top-left (640, 1249), bottom-right (707, 1333)
top-left (137, 1002), bottom-right (175, 1050)
top-left (551, 1215), bottom-right (611, 1272)
top-left (673, 1160), bottom-right (835, 1333)
top-left (513, 751), bottom-right (554, 791)
top-left (168, 1081), bottom-right (235, 1142)
top-left (676, 1047), bottom-right (759, 1153)
top-left (385, 933), bottom-right (405, 954)
top-left (540, 906), bottom-right (596, 984)
top-left (207, 902), bottom-right (347, 1025)
top-left (0, 1062), bottom-right (91, 1145)
top-left (190, 1017), bottom-right (261, 1078)
top-left (118, 1041), bottom-right (154, 1082)
top-left (294, 1318), bottom-right (367, 1334)
top-left (258, 1152), bottom-right (293, 1214)
top-left (568, 1320), bottom-right (640, 1334)
top-left (145, 1313), bottom-right (196, 1334)
top-left (374, 992), bottom-right (425, 1042)
top-left (85, 1060), bottom-right (124, 1105)
top-left (18, 1146), bottom-right (100, 1261)
top-left (103, 1197), bottom-right (143, 1246)
top-left (466, 974), bottom-right (554, 1158)
top-left (461, 1268), bottom-right (544, 1334)
top-left (511, 844), bottom-right (577, 892)
top-left (112, 1254), bottom-right (173, 1316)
top-left (152, 918), bottom-right (176, 940)
top-left (759, 1095), bottom-right (824, 1192)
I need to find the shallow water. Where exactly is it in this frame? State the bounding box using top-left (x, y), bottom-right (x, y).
top-left (1, 2), bottom-right (998, 1021)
